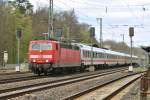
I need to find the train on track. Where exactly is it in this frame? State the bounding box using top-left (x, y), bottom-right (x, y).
top-left (28, 40), bottom-right (139, 75)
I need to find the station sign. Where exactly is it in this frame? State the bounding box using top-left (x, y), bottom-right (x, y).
top-left (3, 51), bottom-right (8, 63)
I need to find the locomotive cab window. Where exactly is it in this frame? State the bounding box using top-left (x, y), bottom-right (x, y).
top-left (32, 43), bottom-right (52, 50)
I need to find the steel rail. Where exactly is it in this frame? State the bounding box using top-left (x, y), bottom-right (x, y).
top-left (103, 75), bottom-right (141, 100)
top-left (63, 72), bottom-right (144, 100)
top-left (0, 71), bottom-right (30, 76)
top-left (0, 75), bottom-right (48, 84)
top-left (0, 68), bottom-right (127, 99)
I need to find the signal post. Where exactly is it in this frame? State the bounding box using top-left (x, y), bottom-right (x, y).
top-left (129, 27), bottom-right (134, 72)
top-left (16, 28), bottom-right (22, 72)
top-left (89, 27), bottom-right (95, 72)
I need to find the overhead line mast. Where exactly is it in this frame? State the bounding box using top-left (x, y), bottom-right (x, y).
top-left (48, 0), bottom-right (54, 39)
top-left (96, 18), bottom-right (103, 48)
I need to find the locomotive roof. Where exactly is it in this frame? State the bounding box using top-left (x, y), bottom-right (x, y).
top-left (30, 40), bottom-right (59, 43)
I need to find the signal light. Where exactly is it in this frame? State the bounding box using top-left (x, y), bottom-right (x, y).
top-left (16, 28), bottom-right (22, 39)
top-left (90, 27), bottom-right (95, 37)
top-left (129, 27), bottom-right (134, 37)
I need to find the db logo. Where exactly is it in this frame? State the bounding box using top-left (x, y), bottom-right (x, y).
top-left (39, 55), bottom-right (43, 58)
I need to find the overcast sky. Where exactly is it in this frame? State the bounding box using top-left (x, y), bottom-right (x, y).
top-left (29, 0), bottom-right (150, 47)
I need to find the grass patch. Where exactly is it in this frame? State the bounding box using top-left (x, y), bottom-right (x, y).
top-left (133, 66), bottom-right (147, 72)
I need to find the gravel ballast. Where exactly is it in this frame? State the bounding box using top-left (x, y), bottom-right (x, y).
top-left (9, 71), bottom-right (130, 100)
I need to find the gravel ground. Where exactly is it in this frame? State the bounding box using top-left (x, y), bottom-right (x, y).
top-left (76, 74), bottom-right (141, 100)
top-left (0, 69), bottom-right (123, 92)
top-left (0, 74), bottom-right (70, 91)
top-left (0, 69), bottom-right (16, 73)
top-left (9, 71), bottom-right (130, 100)
top-left (121, 79), bottom-right (150, 100)
top-left (121, 79), bottom-right (141, 100)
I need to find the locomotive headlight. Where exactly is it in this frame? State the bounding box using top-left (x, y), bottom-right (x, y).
top-left (46, 60), bottom-right (49, 62)
top-left (33, 59), bottom-right (36, 62)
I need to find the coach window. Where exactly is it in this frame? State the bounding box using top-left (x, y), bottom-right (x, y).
top-left (107, 54), bottom-right (109, 59)
top-left (105, 54), bottom-right (107, 59)
top-left (85, 51), bottom-right (87, 58)
top-left (104, 53), bottom-right (106, 58)
top-left (90, 52), bottom-right (91, 58)
top-left (86, 51), bottom-right (89, 58)
top-left (108, 54), bottom-right (110, 59)
top-left (92, 52), bottom-right (94, 58)
top-left (94, 52), bottom-right (96, 58)
top-left (115, 55), bottom-right (116, 59)
top-left (109, 54), bottom-right (111, 59)
top-left (99, 53), bottom-right (101, 58)
top-left (101, 53), bottom-right (103, 58)
top-left (95, 52), bottom-right (97, 58)
top-left (83, 51), bottom-right (85, 57)
top-left (86, 51), bottom-right (88, 58)
top-left (87, 51), bottom-right (88, 58)
top-left (83, 50), bottom-right (85, 57)
top-left (84, 51), bottom-right (86, 57)
top-left (87, 51), bottom-right (89, 58)
top-left (96, 53), bottom-right (97, 58)
top-left (112, 55), bottom-right (114, 59)
top-left (89, 51), bottom-right (91, 58)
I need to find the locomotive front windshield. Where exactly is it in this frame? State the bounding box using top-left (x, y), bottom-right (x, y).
top-left (31, 43), bottom-right (52, 50)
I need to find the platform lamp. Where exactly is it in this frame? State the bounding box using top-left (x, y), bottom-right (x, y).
top-left (129, 27), bottom-right (134, 72)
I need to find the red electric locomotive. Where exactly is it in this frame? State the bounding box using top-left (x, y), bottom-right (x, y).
top-left (28, 40), bottom-right (81, 75)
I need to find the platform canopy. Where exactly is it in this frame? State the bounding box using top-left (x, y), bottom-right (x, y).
top-left (141, 46), bottom-right (150, 53)
top-left (141, 46), bottom-right (150, 67)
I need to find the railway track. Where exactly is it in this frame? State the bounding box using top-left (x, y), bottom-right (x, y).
top-left (0, 75), bottom-right (48, 84)
top-left (0, 67), bottom-right (127, 84)
top-left (0, 71), bottom-right (30, 76)
top-left (0, 67), bottom-right (127, 99)
top-left (63, 72), bottom-right (143, 100)
top-left (103, 75), bottom-right (141, 100)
